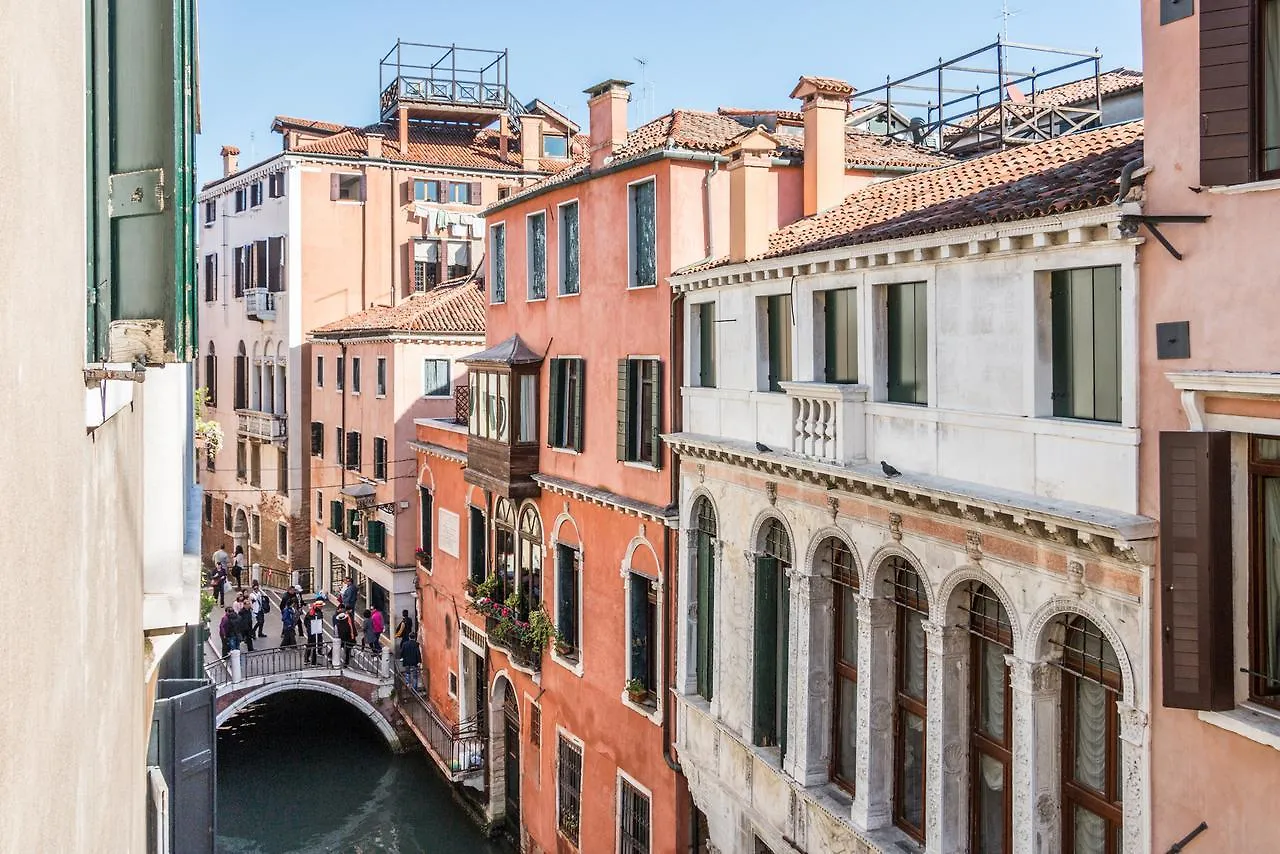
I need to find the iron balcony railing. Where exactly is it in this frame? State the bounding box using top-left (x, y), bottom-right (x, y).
top-left (237, 408), bottom-right (287, 442)
top-left (396, 673), bottom-right (485, 779)
top-left (245, 287), bottom-right (276, 321)
top-left (378, 41), bottom-right (511, 120)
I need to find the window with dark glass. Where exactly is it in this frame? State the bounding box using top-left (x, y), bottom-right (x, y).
top-left (1060, 615), bottom-right (1123, 854)
top-left (764, 294), bottom-right (793, 392)
top-left (490, 223), bottom-right (506, 303)
top-left (334, 426), bottom-right (343, 464)
top-left (824, 287), bottom-right (859, 383)
top-left (1051, 266), bottom-right (1120, 423)
top-left (618, 358), bottom-right (661, 466)
top-left (204, 199), bottom-right (216, 225)
top-left (234, 188), bottom-right (246, 212)
top-left (234, 342), bottom-right (248, 408)
top-left (628, 572), bottom-right (658, 696)
top-left (204, 343), bottom-right (218, 407)
top-left (887, 282), bottom-right (928, 405)
top-left (249, 181), bottom-right (263, 207)
top-left (1263, 0), bottom-right (1280, 178)
top-left (518, 505), bottom-right (543, 617)
top-left (694, 498), bottom-right (717, 702)
top-left (694, 302), bottom-right (716, 388)
top-left (469, 371), bottom-right (510, 443)
top-left (557, 736), bottom-right (582, 844)
top-left (352, 357), bottom-right (362, 394)
top-left (203, 254), bottom-right (217, 302)
top-left (527, 212), bottom-right (547, 300)
top-left (559, 201), bottom-right (580, 295)
top-left (556, 543), bottom-right (580, 654)
top-left (236, 440), bottom-right (247, 481)
top-left (828, 538), bottom-right (859, 793)
top-left (266, 236), bottom-right (285, 292)
top-left (619, 777), bottom-right (651, 854)
top-left (268, 171), bottom-right (285, 198)
top-left (1249, 436), bottom-right (1280, 707)
top-left (252, 239), bottom-right (267, 288)
top-left (277, 448), bottom-right (288, 494)
top-left (629, 179), bottom-right (656, 288)
top-left (376, 357), bottom-right (387, 396)
top-left (336, 355), bottom-right (345, 391)
top-left (468, 506), bottom-right (487, 586)
top-left (548, 358), bottom-right (585, 451)
top-left (419, 487), bottom-right (433, 563)
top-left (967, 583), bottom-right (1013, 854)
top-left (446, 240), bottom-right (471, 280)
top-left (203, 495), bottom-right (213, 527)
top-left (891, 557), bottom-right (928, 842)
top-left (344, 431), bottom-right (361, 471)
top-left (753, 518), bottom-right (792, 755)
top-left (232, 246), bottom-right (246, 297)
top-left (413, 239), bottom-right (441, 292)
top-left (316, 355), bottom-right (324, 388)
top-left (373, 437), bottom-right (388, 481)
top-left (494, 499), bottom-right (516, 602)
top-left (250, 442), bottom-right (261, 487)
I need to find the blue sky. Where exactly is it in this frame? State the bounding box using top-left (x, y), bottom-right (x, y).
top-left (196, 0), bottom-right (1141, 181)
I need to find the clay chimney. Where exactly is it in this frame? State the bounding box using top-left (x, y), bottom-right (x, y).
top-left (583, 79), bottom-right (632, 170)
top-left (519, 114), bottom-right (546, 172)
top-left (220, 145), bottom-right (240, 177)
top-left (366, 132), bottom-right (384, 159)
top-left (499, 115), bottom-right (511, 160)
top-left (726, 128), bottom-right (778, 263)
top-left (789, 76), bottom-right (853, 216)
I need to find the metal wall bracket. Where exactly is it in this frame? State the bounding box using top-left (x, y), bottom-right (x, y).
top-left (108, 167), bottom-right (166, 218)
top-left (1118, 214), bottom-right (1210, 261)
top-left (84, 366), bottom-right (147, 385)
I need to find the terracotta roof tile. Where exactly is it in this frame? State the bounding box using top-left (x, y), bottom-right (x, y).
top-left (795, 76), bottom-right (856, 96)
top-left (689, 121), bottom-right (1142, 270)
top-left (312, 280), bottom-right (487, 336)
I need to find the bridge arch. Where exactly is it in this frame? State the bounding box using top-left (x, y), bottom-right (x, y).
top-left (217, 679), bottom-right (403, 751)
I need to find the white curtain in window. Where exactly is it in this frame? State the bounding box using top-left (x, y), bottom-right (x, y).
top-left (448, 241), bottom-right (470, 267)
top-left (1074, 679), bottom-right (1108, 791)
top-left (980, 641), bottom-right (1006, 739)
top-left (976, 754), bottom-right (1005, 854)
top-left (519, 374), bottom-right (537, 442)
top-left (1073, 806), bottom-right (1107, 854)
top-left (1265, 0), bottom-right (1280, 173)
top-left (414, 240), bottom-right (439, 262)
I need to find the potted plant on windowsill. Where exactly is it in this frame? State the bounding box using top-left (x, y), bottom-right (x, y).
top-left (625, 678), bottom-right (649, 705)
top-left (554, 636), bottom-right (574, 658)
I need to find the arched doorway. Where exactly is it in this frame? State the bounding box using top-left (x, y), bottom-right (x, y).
top-left (502, 685), bottom-right (520, 833)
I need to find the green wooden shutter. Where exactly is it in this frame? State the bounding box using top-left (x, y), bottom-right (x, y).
top-left (779, 569), bottom-right (791, 760)
top-left (616, 359), bottom-right (631, 461)
top-left (547, 359), bottom-right (562, 447)
top-left (469, 507), bottom-right (487, 584)
top-left (329, 500), bottom-right (341, 533)
top-left (571, 359), bottom-right (585, 452)
top-left (367, 521), bottom-right (385, 557)
top-left (629, 574), bottom-right (649, 682)
top-left (649, 360), bottom-right (663, 469)
top-left (696, 533), bottom-right (715, 702)
top-left (753, 556), bottom-right (779, 746)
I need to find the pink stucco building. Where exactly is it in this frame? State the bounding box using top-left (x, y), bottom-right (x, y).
top-left (1141, 1), bottom-right (1280, 851)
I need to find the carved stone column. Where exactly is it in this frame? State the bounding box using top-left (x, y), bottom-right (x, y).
top-left (1007, 657), bottom-right (1060, 854)
top-left (853, 595), bottom-right (895, 831)
top-left (675, 525), bottom-right (697, 696)
top-left (1116, 702), bottom-right (1149, 854)
top-left (924, 620), bottom-right (968, 854)
top-left (783, 570), bottom-right (834, 785)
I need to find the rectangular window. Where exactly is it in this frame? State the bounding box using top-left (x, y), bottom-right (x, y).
top-left (1250, 436), bottom-right (1280, 708)
top-left (618, 778), bottom-right (652, 854)
top-left (352, 357), bottom-right (362, 394)
top-left (448, 181), bottom-right (474, 204)
top-left (559, 201), bottom-right (580, 296)
top-left (694, 302), bottom-right (716, 388)
top-left (333, 173), bottom-right (363, 201)
top-left (629, 180), bottom-right (657, 288)
top-left (1050, 266), bottom-right (1121, 423)
top-left (530, 702), bottom-right (541, 747)
top-left (556, 544), bottom-right (581, 653)
top-left (413, 178), bottom-right (442, 202)
top-left (316, 490), bottom-right (323, 522)
top-left (268, 171), bottom-right (285, 198)
top-left (446, 241), bottom-right (471, 280)
top-left (628, 572), bottom-right (658, 694)
top-left (250, 442), bottom-right (261, 487)
top-left (1264, 0), bottom-right (1280, 177)
top-left (276, 522), bottom-right (289, 559)
top-left (824, 288), bottom-right (859, 383)
top-left (542, 134), bottom-right (568, 158)
top-left (527, 212), bottom-right (547, 300)
top-left (376, 357), bottom-right (387, 396)
top-left (518, 373), bottom-right (538, 443)
top-left (277, 448), bottom-right (288, 495)
top-left (413, 239), bottom-right (440, 293)
top-left (423, 359), bottom-right (450, 397)
top-left (329, 499), bottom-right (343, 533)
top-left (224, 502), bottom-right (233, 534)
top-left (345, 431), bottom-right (361, 471)
top-left (204, 199), bottom-right (216, 225)
top-left (765, 294), bottom-right (793, 392)
top-left (617, 358), bottom-right (662, 467)
top-left (557, 737), bottom-right (583, 844)
top-left (203, 494), bottom-right (213, 527)
top-left (236, 441), bottom-right (247, 481)
top-left (490, 223), bottom-right (506, 304)
top-left (234, 188), bottom-right (246, 212)
top-left (335, 427), bottom-right (344, 464)
top-left (468, 506), bottom-right (487, 585)
top-left (252, 239), bottom-right (268, 289)
top-left (548, 358), bottom-right (585, 451)
top-left (266, 236), bottom-right (285, 292)
top-left (233, 246), bottom-right (246, 297)
top-left (203, 254), bottom-right (217, 302)
top-left (249, 181), bottom-right (263, 207)
top-left (336, 356), bottom-right (345, 391)
top-left (251, 513), bottom-right (261, 546)
top-left (316, 355), bottom-right (324, 388)
top-left (374, 437), bottom-right (388, 481)
top-left (886, 282), bottom-right (928, 405)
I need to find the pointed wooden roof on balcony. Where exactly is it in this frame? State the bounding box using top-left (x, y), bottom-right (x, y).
top-left (463, 334), bottom-right (544, 367)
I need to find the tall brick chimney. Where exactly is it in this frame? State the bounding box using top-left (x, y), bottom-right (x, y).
top-left (221, 145), bottom-right (240, 177)
top-left (726, 128), bottom-right (777, 263)
top-left (366, 132), bottom-right (384, 159)
top-left (519, 114), bottom-right (546, 172)
top-left (790, 76), bottom-right (853, 216)
top-left (583, 79), bottom-right (632, 170)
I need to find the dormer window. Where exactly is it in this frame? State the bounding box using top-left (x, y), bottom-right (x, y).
top-left (541, 133), bottom-right (568, 158)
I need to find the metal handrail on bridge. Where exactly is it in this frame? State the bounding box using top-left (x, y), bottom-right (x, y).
top-left (395, 673), bottom-right (485, 778)
top-left (203, 637), bottom-right (389, 687)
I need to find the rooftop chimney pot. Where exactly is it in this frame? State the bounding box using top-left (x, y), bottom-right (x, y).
top-left (789, 76), bottom-right (853, 217)
top-left (583, 79), bottom-right (632, 170)
top-left (726, 128), bottom-right (778, 263)
top-left (366, 132), bottom-right (384, 159)
top-left (220, 145), bottom-right (240, 178)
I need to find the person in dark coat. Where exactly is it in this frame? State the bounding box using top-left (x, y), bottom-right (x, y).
top-left (335, 606), bottom-right (356, 666)
top-left (303, 600), bottom-right (325, 665)
top-left (280, 602), bottom-right (297, 647)
top-left (236, 597), bottom-right (255, 653)
top-left (341, 577), bottom-right (358, 612)
top-left (399, 636), bottom-right (421, 691)
top-left (218, 607), bottom-right (233, 657)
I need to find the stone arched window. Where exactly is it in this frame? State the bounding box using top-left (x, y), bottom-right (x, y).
top-left (753, 517), bottom-right (792, 755)
top-left (251, 341), bottom-right (261, 410)
top-left (692, 497), bottom-right (717, 702)
top-left (824, 537), bottom-right (859, 793)
top-left (1059, 614), bottom-right (1123, 854)
top-left (493, 498), bottom-right (516, 602)
top-left (518, 504), bottom-right (543, 615)
top-left (204, 341), bottom-right (218, 407)
top-left (966, 581), bottom-right (1013, 854)
top-left (889, 556), bottom-right (928, 843)
top-left (234, 341), bottom-right (248, 410)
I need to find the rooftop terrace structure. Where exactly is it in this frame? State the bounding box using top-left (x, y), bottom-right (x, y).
top-left (378, 41), bottom-right (520, 126)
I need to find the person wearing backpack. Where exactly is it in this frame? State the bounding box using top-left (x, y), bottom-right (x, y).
top-left (280, 601), bottom-right (297, 647)
top-left (236, 595), bottom-right (255, 653)
top-left (217, 606), bottom-right (233, 657)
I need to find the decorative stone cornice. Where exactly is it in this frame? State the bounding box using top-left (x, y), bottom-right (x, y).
top-left (532, 473), bottom-right (677, 525)
top-left (669, 433), bottom-right (1155, 564)
top-left (407, 440), bottom-right (467, 466)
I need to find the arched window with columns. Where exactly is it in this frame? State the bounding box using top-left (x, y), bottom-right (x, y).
top-left (825, 537), bottom-right (859, 793)
top-left (753, 517), bottom-right (792, 756)
top-left (966, 582), bottom-right (1013, 854)
top-left (889, 556), bottom-right (928, 843)
top-left (693, 497), bottom-right (717, 702)
top-left (518, 504), bottom-right (543, 616)
top-left (493, 498), bottom-right (516, 602)
top-left (1059, 614), bottom-right (1123, 854)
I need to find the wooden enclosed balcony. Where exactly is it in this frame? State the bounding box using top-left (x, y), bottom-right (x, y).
top-left (461, 334), bottom-right (542, 499)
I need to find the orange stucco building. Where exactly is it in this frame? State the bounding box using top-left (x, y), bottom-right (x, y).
top-left (410, 76), bottom-right (950, 853)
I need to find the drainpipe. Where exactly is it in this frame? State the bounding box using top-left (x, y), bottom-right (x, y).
top-left (701, 159), bottom-right (719, 260)
top-left (1116, 157), bottom-right (1144, 203)
top-left (662, 287), bottom-right (686, 778)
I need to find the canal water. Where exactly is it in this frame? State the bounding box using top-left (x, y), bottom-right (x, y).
top-left (217, 691), bottom-right (503, 854)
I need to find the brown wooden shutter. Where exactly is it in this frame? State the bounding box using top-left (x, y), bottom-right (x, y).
top-left (330, 173), bottom-right (341, 200)
top-left (649, 360), bottom-right (663, 469)
top-left (1200, 0), bottom-right (1255, 186)
top-left (1160, 431), bottom-right (1235, 710)
top-left (616, 359), bottom-right (630, 461)
top-left (470, 181), bottom-right (482, 205)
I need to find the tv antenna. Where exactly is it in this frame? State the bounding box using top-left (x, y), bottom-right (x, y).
top-left (633, 56), bottom-right (655, 125)
top-left (997, 0), bottom-right (1021, 44)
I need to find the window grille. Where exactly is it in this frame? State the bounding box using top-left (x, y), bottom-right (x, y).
top-left (619, 778), bottom-right (651, 854)
top-left (759, 518), bottom-right (792, 566)
top-left (557, 737), bottom-right (582, 844)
